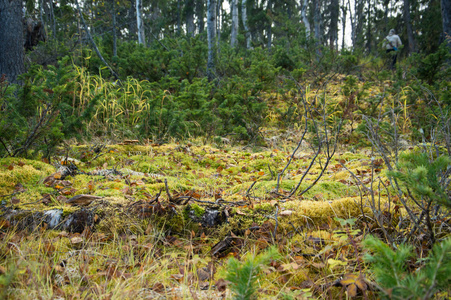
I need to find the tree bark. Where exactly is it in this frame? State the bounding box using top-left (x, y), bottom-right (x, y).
top-left (207, 0), bottom-right (216, 81)
top-left (404, 0), bottom-right (416, 54)
top-left (442, 0), bottom-right (451, 52)
top-left (186, 0), bottom-right (195, 36)
top-left (242, 0), bottom-right (252, 48)
top-left (267, 0), bottom-right (272, 51)
top-left (329, 0), bottom-right (339, 50)
top-left (347, 0), bottom-right (355, 48)
top-left (366, 0), bottom-right (372, 53)
top-left (196, 0), bottom-right (205, 34)
top-left (341, 0), bottom-right (346, 48)
top-left (216, 0), bottom-right (221, 49)
top-left (0, 0), bottom-right (25, 84)
top-left (301, 0), bottom-right (310, 37)
top-left (112, 0), bottom-right (117, 57)
top-left (136, 0), bottom-right (146, 45)
top-left (177, 0), bottom-right (182, 35)
top-left (314, 0), bottom-right (321, 41)
top-left (231, 0), bottom-right (238, 47)
top-left (355, 0), bottom-right (364, 48)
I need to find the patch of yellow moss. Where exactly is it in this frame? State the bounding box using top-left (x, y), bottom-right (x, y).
top-left (0, 158), bottom-right (54, 195)
top-left (282, 197), bottom-right (371, 227)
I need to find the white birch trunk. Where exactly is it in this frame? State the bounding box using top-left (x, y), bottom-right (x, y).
top-left (242, 0), bottom-right (251, 49)
top-left (301, 0), bottom-right (310, 37)
top-left (231, 0), bottom-right (238, 47)
top-left (136, 0), bottom-right (145, 46)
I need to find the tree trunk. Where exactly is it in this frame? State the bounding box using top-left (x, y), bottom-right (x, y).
top-left (50, 0), bottom-right (56, 39)
top-left (196, 0), bottom-right (205, 34)
top-left (442, 0), bottom-right (451, 52)
top-left (112, 0), bottom-right (117, 57)
top-left (355, 0), bottom-right (364, 49)
top-left (231, 0), bottom-right (238, 47)
top-left (216, 0), bottom-right (221, 48)
top-left (267, 0), bottom-right (272, 51)
top-left (242, 0), bottom-right (252, 48)
top-left (366, 0), bottom-right (372, 53)
top-left (404, 0), bottom-right (415, 54)
top-left (186, 0), bottom-right (195, 36)
top-left (347, 0), bottom-right (355, 48)
top-left (341, 0), bottom-right (346, 48)
top-left (329, 0), bottom-right (339, 50)
top-left (301, 0), bottom-right (310, 37)
top-left (207, 0), bottom-right (216, 81)
top-left (177, 0), bottom-right (182, 35)
top-left (314, 0), bottom-right (321, 41)
top-left (383, 0), bottom-right (389, 34)
top-left (0, 0), bottom-right (25, 84)
top-left (136, 0), bottom-right (146, 45)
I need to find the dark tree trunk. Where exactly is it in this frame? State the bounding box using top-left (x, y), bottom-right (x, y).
top-left (186, 0), bottom-right (195, 36)
top-left (216, 0), bottom-right (221, 47)
top-left (177, 0), bottom-right (182, 35)
top-left (366, 0), bottom-right (372, 53)
top-left (196, 0), bottom-right (205, 33)
top-left (341, 0), bottom-right (346, 48)
top-left (267, 0), bottom-right (272, 51)
top-left (329, 0), bottom-right (339, 50)
top-left (207, 0), bottom-right (216, 81)
top-left (383, 0), bottom-right (389, 34)
top-left (441, 0), bottom-right (450, 52)
top-left (112, 0), bottom-right (117, 57)
top-left (404, 0), bottom-right (416, 54)
top-left (314, 0), bottom-right (321, 41)
top-left (355, 0), bottom-right (364, 48)
top-left (0, 0), bottom-right (25, 84)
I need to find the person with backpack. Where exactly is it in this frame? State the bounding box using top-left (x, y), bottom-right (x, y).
top-left (384, 29), bottom-right (403, 70)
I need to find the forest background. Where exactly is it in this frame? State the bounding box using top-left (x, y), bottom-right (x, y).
top-left (0, 0), bottom-right (450, 299)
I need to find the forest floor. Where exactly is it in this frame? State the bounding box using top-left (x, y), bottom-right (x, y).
top-left (0, 138), bottom-right (395, 299)
top-left (0, 76), bottom-right (449, 299)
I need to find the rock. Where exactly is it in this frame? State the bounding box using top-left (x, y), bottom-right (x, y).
top-left (279, 210), bottom-right (294, 217)
top-left (63, 209), bottom-right (95, 233)
top-left (44, 209), bottom-right (63, 229)
top-left (66, 194), bottom-right (102, 206)
top-left (201, 209), bottom-right (223, 227)
top-left (70, 236), bottom-right (84, 249)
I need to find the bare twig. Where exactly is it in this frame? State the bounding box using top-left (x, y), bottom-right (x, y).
top-left (164, 179), bottom-right (173, 201)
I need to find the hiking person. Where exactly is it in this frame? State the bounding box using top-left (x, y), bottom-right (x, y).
top-left (384, 29), bottom-right (403, 70)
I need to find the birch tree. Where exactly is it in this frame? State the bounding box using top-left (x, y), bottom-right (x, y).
top-left (231, 0), bottom-right (238, 47)
top-left (314, 0), bottom-right (321, 41)
top-left (136, 0), bottom-right (146, 45)
top-left (301, 0), bottom-right (310, 37)
top-left (242, 0), bottom-right (252, 48)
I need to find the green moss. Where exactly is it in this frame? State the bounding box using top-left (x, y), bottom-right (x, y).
top-left (0, 158), bottom-right (54, 195)
top-left (189, 204), bottom-right (206, 218)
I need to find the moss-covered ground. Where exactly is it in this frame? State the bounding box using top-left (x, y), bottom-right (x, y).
top-left (0, 75), bottom-right (449, 299)
top-left (0, 138), bottom-right (395, 299)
